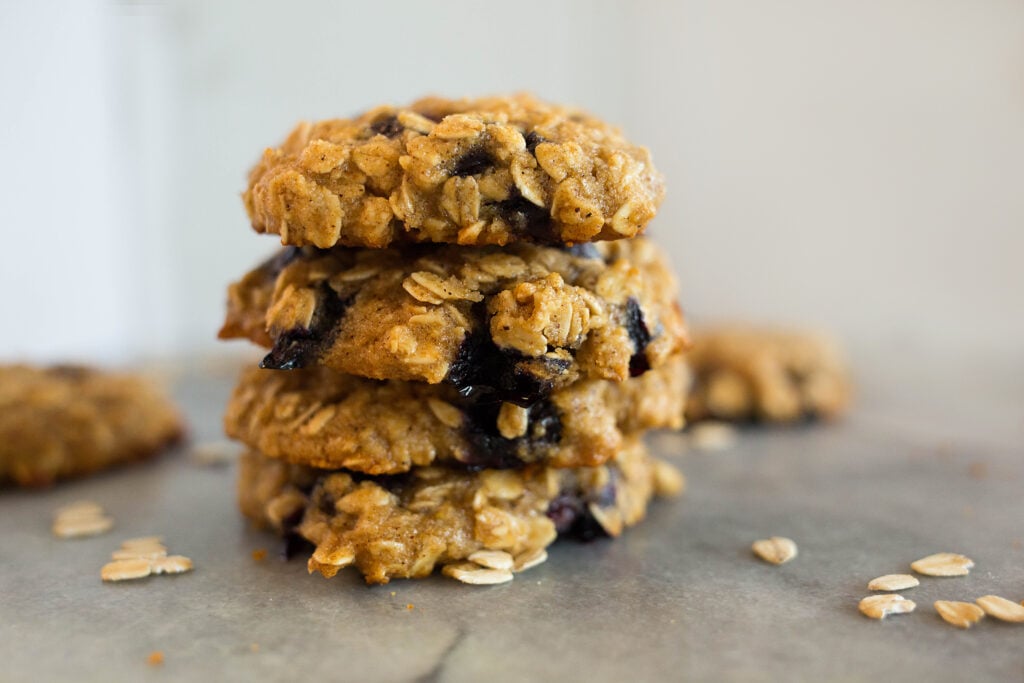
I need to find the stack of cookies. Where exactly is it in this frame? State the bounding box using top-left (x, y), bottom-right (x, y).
top-left (220, 94), bottom-right (691, 585)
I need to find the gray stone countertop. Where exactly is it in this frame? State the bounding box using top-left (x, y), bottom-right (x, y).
top-left (1, 352), bottom-right (1022, 682)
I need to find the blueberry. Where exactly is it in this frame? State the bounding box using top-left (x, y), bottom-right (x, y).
top-left (369, 115), bottom-right (403, 138)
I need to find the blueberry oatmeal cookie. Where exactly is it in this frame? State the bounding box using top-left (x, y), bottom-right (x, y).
top-left (243, 94), bottom-right (664, 248)
top-left (225, 355), bottom-right (686, 474)
top-left (219, 237), bottom-right (688, 400)
top-left (684, 326), bottom-right (851, 423)
top-left (237, 437), bottom-right (684, 584)
top-left (0, 365), bottom-right (184, 487)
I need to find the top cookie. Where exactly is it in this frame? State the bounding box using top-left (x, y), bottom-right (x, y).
top-left (244, 94), bottom-right (664, 249)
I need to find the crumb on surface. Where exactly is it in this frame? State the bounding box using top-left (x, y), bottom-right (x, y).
top-left (147, 651), bottom-right (164, 666)
top-left (252, 549), bottom-right (268, 561)
top-left (406, 603), bottom-right (414, 610)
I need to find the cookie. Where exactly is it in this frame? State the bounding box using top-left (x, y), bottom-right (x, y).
top-left (684, 326), bottom-right (851, 423)
top-left (243, 94), bottom-right (664, 248)
top-left (0, 365), bottom-right (185, 487)
top-left (224, 355), bottom-right (686, 474)
top-left (238, 436), bottom-right (683, 584)
top-left (219, 237), bottom-right (688, 402)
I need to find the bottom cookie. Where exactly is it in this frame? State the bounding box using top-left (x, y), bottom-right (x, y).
top-left (238, 438), bottom-right (683, 584)
top-left (684, 326), bottom-right (851, 423)
top-left (0, 364), bottom-right (185, 487)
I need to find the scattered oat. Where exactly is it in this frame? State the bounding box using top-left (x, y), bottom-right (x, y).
top-left (390, 591), bottom-right (396, 597)
top-left (112, 548), bottom-right (168, 561)
top-left (252, 549), bottom-right (268, 562)
top-left (443, 563), bottom-right (515, 585)
top-left (689, 421), bottom-right (737, 452)
top-left (975, 595), bottom-right (1024, 623)
top-left (101, 559), bottom-right (153, 582)
top-left (867, 574), bottom-right (920, 592)
top-left (468, 550), bottom-right (514, 571)
top-left (752, 536), bottom-right (798, 565)
top-left (189, 440), bottom-right (239, 467)
top-left (652, 459), bottom-right (686, 496)
top-left (911, 552), bottom-right (974, 577)
top-left (120, 536), bottom-right (164, 549)
top-left (147, 651), bottom-right (164, 666)
top-left (859, 594), bottom-right (916, 620)
top-left (513, 548), bottom-right (548, 573)
top-left (102, 538), bottom-right (193, 581)
top-left (935, 600), bottom-right (985, 629)
top-left (57, 500), bottom-right (104, 516)
top-left (52, 501), bottom-right (113, 538)
top-left (151, 555), bottom-right (194, 575)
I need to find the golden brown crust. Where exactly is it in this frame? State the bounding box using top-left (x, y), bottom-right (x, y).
top-left (243, 94), bottom-right (664, 248)
top-left (224, 356), bottom-right (687, 474)
top-left (0, 365), bottom-right (185, 487)
top-left (219, 238), bottom-right (688, 395)
top-left (237, 436), bottom-right (679, 584)
top-left (684, 326), bottom-right (852, 423)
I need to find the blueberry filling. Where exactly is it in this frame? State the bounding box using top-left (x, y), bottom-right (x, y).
top-left (524, 131), bottom-right (545, 155)
top-left (563, 243), bottom-right (603, 260)
top-left (492, 189), bottom-right (554, 240)
top-left (452, 147), bottom-right (494, 177)
top-left (458, 399), bottom-right (563, 470)
top-left (446, 325), bottom-right (569, 405)
top-left (369, 115), bottom-right (403, 138)
top-left (260, 283), bottom-right (352, 371)
top-left (280, 507), bottom-right (312, 560)
top-left (546, 475), bottom-right (618, 541)
top-left (259, 246), bottom-right (303, 281)
top-left (624, 297), bottom-right (653, 377)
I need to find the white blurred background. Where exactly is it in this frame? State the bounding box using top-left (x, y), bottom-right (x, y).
top-left (1, 0), bottom-right (1022, 364)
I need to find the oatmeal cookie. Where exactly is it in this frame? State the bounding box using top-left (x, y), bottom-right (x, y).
top-left (243, 93), bottom-right (664, 248)
top-left (238, 436), bottom-right (683, 584)
top-left (684, 326), bottom-right (851, 423)
top-left (219, 237), bottom-right (688, 401)
top-left (0, 365), bottom-right (185, 487)
top-left (224, 355), bottom-right (686, 474)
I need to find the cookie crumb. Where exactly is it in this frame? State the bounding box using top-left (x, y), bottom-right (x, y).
top-left (406, 603), bottom-right (414, 610)
top-left (967, 461), bottom-right (988, 479)
top-left (751, 536), bottom-right (798, 565)
top-left (910, 552), bottom-right (974, 577)
top-left (252, 549), bottom-right (268, 562)
top-left (935, 600), bottom-right (985, 629)
top-left (53, 501), bottom-right (114, 539)
top-left (867, 574), bottom-right (920, 592)
top-left (147, 651), bottom-right (164, 666)
top-left (859, 594), bottom-right (916, 620)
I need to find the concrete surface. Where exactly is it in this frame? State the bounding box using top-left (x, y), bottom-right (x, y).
top-left (1, 354), bottom-right (1021, 682)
